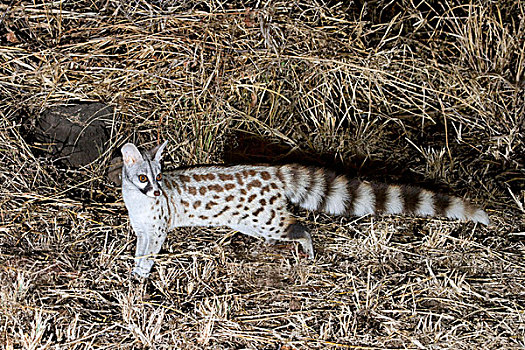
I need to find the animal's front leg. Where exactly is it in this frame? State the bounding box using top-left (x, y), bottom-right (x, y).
top-left (132, 228), bottom-right (167, 278)
top-left (132, 230), bottom-right (150, 277)
top-left (135, 230), bottom-right (147, 259)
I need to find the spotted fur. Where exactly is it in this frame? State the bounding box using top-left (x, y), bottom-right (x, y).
top-left (121, 142), bottom-right (489, 277)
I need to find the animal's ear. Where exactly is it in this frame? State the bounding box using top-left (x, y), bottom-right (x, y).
top-left (150, 140), bottom-right (168, 162)
top-left (121, 143), bottom-right (143, 166)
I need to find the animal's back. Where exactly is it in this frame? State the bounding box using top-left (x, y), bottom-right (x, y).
top-left (164, 163), bottom-right (489, 227)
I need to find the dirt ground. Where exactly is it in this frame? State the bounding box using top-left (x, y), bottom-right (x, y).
top-left (0, 0), bottom-right (524, 349)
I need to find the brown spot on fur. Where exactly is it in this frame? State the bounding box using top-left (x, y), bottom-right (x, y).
top-left (260, 171), bottom-right (271, 180)
top-left (188, 214), bottom-right (194, 218)
top-left (242, 170), bottom-right (249, 177)
top-left (214, 206), bottom-right (231, 217)
top-left (240, 189), bottom-right (247, 195)
top-left (248, 194), bottom-right (257, 202)
top-left (224, 183), bottom-right (235, 190)
top-left (192, 174), bottom-right (202, 181)
top-left (241, 214), bottom-right (249, 220)
top-left (199, 187), bottom-right (207, 195)
top-left (208, 184), bottom-right (224, 192)
top-left (164, 181), bottom-right (172, 190)
top-left (259, 198), bottom-right (266, 205)
top-left (253, 207), bottom-right (264, 216)
top-left (181, 200), bottom-right (189, 207)
top-left (235, 173), bottom-right (244, 185)
top-left (260, 185), bottom-right (270, 195)
top-left (269, 195), bottom-right (279, 204)
top-left (266, 210), bottom-right (276, 225)
top-left (188, 186), bottom-right (197, 195)
top-left (239, 197), bottom-right (245, 202)
top-left (213, 195), bottom-right (220, 199)
top-left (232, 211), bottom-right (240, 216)
top-left (204, 173), bottom-right (216, 180)
top-left (225, 195), bottom-right (234, 202)
top-left (193, 200), bottom-right (201, 209)
top-left (179, 175), bottom-right (191, 183)
top-left (205, 201), bottom-right (218, 210)
top-left (199, 215), bottom-right (208, 220)
top-left (219, 173), bottom-right (234, 181)
top-left (163, 194), bottom-right (172, 225)
top-left (236, 204), bottom-right (243, 209)
top-left (247, 180), bottom-right (262, 190)
top-left (248, 169), bottom-right (256, 176)
top-left (276, 168), bottom-right (284, 183)
top-left (270, 182), bottom-right (278, 189)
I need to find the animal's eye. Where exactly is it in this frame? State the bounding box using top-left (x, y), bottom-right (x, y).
top-left (138, 174), bottom-right (148, 183)
top-left (156, 173), bottom-right (162, 181)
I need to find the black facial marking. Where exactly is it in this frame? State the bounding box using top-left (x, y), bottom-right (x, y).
top-left (140, 181), bottom-right (153, 196)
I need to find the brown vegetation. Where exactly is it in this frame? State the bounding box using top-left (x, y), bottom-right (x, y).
top-left (0, 0), bottom-right (523, 348)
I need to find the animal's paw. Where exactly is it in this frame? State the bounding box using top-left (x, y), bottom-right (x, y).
top-left (132, 260), bottom-right (154, 279)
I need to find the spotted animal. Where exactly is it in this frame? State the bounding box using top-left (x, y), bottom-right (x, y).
top-left (121, 141), bottom-right (489, 277)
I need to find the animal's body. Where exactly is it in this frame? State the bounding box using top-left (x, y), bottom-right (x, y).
top-left (121, 142), bottom-right (489, 277)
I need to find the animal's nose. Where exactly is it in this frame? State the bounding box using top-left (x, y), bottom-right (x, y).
top-left (154, 190), bottom-right (160, 196)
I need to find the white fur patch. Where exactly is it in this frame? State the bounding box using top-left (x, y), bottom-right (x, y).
top-left (301, 169), bottom-right (326, 211)
top-left (446, 197), bottom-right (466, 220)
top-left (290, 168), bottom-right (311, 204)
top-left (470, 208), bottom-right (490, 225)
top-left (279, 166), bottom-right (294, 197)
top-left (283, 166), bottom-right (306, 203)
top-left (323, 176), bottom-right (349, 215)
top-left (352, 182), bottom-right (375, 216)
top-left (385, 186), bottom-right (403, 214)
top-left (417, 190), bottom-right (435, 216)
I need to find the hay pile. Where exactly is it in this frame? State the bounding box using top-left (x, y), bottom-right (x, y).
top-left (1, 0), bottom-right (523, 348)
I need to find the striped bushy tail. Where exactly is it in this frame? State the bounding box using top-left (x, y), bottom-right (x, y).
top-left (277, 164), bottom-right (489, 225)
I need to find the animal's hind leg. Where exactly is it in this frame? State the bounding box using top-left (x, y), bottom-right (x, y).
top-left (279, 222), bottom-right (315, 259)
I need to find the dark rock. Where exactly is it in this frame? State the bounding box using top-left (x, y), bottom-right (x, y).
top-left (27, 103), bottom-right (113, 167)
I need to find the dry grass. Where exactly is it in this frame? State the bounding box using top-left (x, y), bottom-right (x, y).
top-left (1, 0), bottom-right (524, 348)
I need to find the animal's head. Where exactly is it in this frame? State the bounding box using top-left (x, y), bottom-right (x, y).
top-left (121, 141), bottom-right (168, 198)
